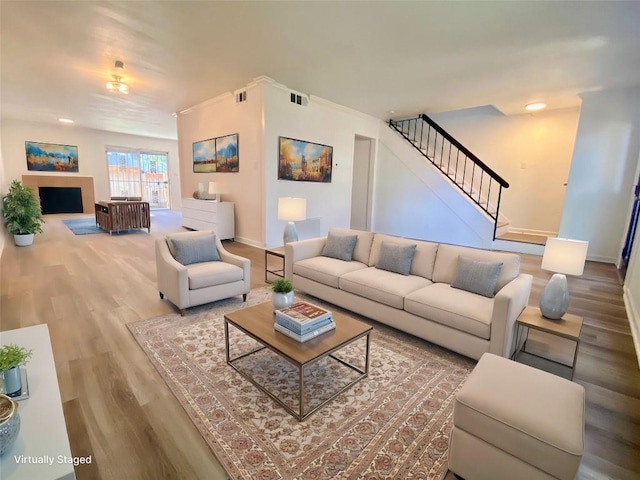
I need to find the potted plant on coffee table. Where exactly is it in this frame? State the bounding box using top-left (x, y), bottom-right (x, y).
top-left (0, 344), bottom-right (33, 397)
top-left (2, 180), bottom-right (44, 246)
top-left (271, 278), bottom-right (294, 310)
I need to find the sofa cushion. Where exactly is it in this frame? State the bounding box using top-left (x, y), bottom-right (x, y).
top-left (454, 353), bottom-right (585, 480)
top-left (187, 261), bottom-right (243, 290)
top-left (321, 232), bottom-right (358, 261)
top-left (375, 241), bottom-right (417, 276)
top-left (293, 257), bottom-right (368, 288)
top-left (166, 230), bottom-right (216, 258)
top-left (404, 283), bottom-right (493, 339)
top-left (340, 267), bottom-right (431, 309)
top-left (432, 244), bottom-right (520, 292)
top-left (170, 233), bottom-right (220, 265)
top-left (452, 256), bottom-right (503, 298)
top-left (369, 234), bottom-right (439, 279)
top-left (328, 228), bottom-right (375, 265)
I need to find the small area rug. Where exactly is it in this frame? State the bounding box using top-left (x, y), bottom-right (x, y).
top-left (62, 217), bottom-right (104, 235)
top-left (128, 288), bottom-right (474, 479)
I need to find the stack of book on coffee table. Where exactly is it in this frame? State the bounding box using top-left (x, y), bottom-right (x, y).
top-left (274, 301), bottom-right (335, 342)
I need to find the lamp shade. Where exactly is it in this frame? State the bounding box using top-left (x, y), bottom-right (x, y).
top-left (278, 197), bottom-right (306, 222)
top-left (208, 182), bottom-right (218, 194)
top-left (541, 238), bottom-right (588, 276)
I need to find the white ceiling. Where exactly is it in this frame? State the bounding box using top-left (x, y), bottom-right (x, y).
top-left (2, 1), bottom-right (639, 140)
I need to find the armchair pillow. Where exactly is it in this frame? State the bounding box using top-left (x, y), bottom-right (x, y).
top-left (452, 256), bottom-right (503, 298)
top-left (375, 241), bottom-right (417, 276)
top-left (321, 233), bottom-right (358, 261)
top-left (170, 233), bottom-right (220, 265)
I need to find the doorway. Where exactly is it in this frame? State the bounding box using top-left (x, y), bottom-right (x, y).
top-left (106, 148), bottom-right (171, 208)
top-left (350, 136), bottom-right (375, 231)
top-left (620, 172), bottom-right (640, 279)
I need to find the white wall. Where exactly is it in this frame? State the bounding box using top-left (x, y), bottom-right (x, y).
top-left (374, 126), bottom-right (495, 248)
top-left (559, 86), bottom-right (640, 262)
top-left (176, 81), bottom-right (265, 246)
top-left (0, 132), bottom-right (5, 255)
top-left (0, 119), bottom-right (181, 209)
top-left (262, 79), bottom-right (380, 247)
top-left (623, 151), bottom-right (640, 366)
top-left (430, 106), bottom-right (580, 236)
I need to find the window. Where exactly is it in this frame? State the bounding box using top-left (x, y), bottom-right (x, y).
top-left (106, 147), bottom-right (170, 208)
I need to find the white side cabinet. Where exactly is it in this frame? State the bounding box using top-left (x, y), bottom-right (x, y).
top-left (181, 198), bottom-right (235, 240)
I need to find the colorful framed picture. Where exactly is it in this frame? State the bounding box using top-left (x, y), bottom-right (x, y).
top-left (278, 136), bottom-right (332, 183)
top-left (215, 134), bottom-right (239, 172)
top-left (192, 137), bottom-right (217, 173)
top-left (25, 141), bottom-right (79, 172)
top-left (193, 134), bottom-right (239, 173)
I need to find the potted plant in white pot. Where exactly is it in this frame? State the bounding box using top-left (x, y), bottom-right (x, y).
top-left (2, 180), bottom-right (44, 246)
top-left (271, 278), bottom-right (294, 310)
top-left (0, 344), bottom-right (32, 397)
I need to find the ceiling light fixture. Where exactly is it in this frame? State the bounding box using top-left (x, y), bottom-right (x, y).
top-left (106, 60), bottom-right (129, 94)
top-left (58, 118), bottom-right (74, 124)
top-left (525, 102), bottom-right (546, 111)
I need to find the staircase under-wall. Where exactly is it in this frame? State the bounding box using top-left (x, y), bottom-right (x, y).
top-left (389, 114), bottom-right (510, 240)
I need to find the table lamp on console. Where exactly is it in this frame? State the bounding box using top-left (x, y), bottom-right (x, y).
top-left (278, 197), bottom-right (306, 244)
top-left (539, 237), bottom-right (589, 319)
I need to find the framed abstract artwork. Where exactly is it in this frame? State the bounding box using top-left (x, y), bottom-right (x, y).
top-left (25, 141), bottom-right (79, 172)
top-left (193, 134), bottom-right (239, 173)
top-left (278, 136), bottom-right (332, 183)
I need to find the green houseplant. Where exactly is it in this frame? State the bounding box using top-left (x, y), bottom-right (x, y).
top-left (2, 179), bottom-right (44, 246)
top-left (271, 278), bottom-right (294, 310)
top-left (0, 344), bottom-right (32, 396)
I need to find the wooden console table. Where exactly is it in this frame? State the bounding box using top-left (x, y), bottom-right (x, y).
top-left (94, 201), bottom-right (151, 234)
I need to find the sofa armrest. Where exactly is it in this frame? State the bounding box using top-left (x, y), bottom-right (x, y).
top-left (284, 237), bottom-right (327, 280)
top-left (489, 273), bottom-right (533, 358)
top-left (155, 239), bottom-right (190, 309)
top-left (217, 238), bottom-right (251, 288)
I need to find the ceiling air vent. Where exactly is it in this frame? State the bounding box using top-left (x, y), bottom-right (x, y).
top-left (290, 92), bottom-right (308, 106)
top-left (235, 90), bottom-right (247, 103)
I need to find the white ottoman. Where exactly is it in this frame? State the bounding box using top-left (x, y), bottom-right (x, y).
top-left (448, 353), bottom-right (585, 480)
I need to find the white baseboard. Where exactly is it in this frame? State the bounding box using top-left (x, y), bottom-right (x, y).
top-left (492, 239), bottom-right (545, 256)
top-left (233, 236), bottom-right (264, 248)
top-left (623, 285), bottom-right (640, 369)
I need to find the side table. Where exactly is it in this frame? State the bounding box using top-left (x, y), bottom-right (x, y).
top-left (265, 247), bottom-right (285, 283)
top-left (512, 306), bottom-right (583, 380)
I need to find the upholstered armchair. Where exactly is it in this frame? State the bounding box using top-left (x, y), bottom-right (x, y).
top-left (155, 230), bottom-right (250, 315)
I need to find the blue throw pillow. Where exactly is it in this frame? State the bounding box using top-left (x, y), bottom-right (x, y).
top-left (321, 233), bottom-right (358, 261)
top-left (452, 256), bottom-right (503, 298)
top-left (375, 241), bottom-right (417, 276)
top-left (170, 234), bottom-right (220, 265)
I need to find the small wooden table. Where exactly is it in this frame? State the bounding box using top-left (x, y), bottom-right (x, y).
top-left (224, 302), bottom-right (372, 421)
top-left (94, 200), bottom-right (151, 235)
top-left (264, 246), bottom-right (285, 282)
top-left (512, 306), bottom-right (583, 380)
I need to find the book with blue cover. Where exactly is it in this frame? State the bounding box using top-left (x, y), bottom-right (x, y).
top-left (273, 320), bottom-right (336, 343)
top-left (275, 301), bottom-right (332, 333)
top-left (275, 314), bottom-right (334, 335)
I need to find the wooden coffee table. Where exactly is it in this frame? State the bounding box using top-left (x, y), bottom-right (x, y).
top-left (224, 302), bottom-right (373, 421)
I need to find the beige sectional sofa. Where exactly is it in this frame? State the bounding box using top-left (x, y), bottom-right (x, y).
top-left (284, 229), bottom-right (533, 360)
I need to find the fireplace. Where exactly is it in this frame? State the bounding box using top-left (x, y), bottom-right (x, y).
top-left (22, 175), bottom-right (95, 214)
top-left (39, 187), bottom-right (83, 214)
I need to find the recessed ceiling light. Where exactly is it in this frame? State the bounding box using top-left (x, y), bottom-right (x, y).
top-left (58, 118), bottom-right (74, 124)
top-left (525, 103), bottom-right (546, 111)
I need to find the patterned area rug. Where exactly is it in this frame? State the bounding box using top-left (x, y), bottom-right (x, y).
top-left (128, 288), bottom-right (474, 479)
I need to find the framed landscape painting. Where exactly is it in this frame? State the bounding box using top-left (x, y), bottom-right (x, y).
top-left (193, 134), bottom-right (239, 173)
top-left (278, 136), bottom-right (332, 183)
top-left (192, 137), bottom-right (217, 173)
top-left (25, 141), bottom-right (79, 172)
top-left (215, 134), bottom-right (239, 172)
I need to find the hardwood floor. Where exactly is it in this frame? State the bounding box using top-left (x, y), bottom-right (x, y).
top-left (1, 211), bottom-right (638, 479)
